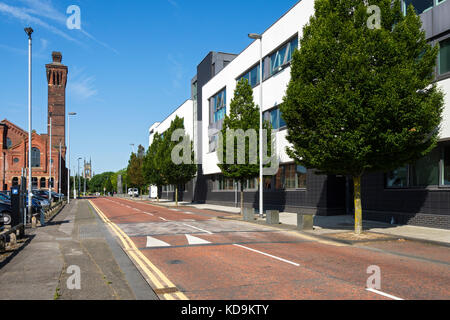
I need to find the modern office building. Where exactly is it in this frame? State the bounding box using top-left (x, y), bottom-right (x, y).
top-left (149, 0), bottom-right (450, 229)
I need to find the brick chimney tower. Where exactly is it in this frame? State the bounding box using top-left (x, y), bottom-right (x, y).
top-left (46, 51), bottom-right (68, 154)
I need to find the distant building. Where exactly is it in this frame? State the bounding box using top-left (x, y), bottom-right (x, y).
top-left (0, 51), bottom-right (69, 193)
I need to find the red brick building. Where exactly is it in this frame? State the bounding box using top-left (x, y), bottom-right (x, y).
top-left (0, 51), bottom-right (68, 193)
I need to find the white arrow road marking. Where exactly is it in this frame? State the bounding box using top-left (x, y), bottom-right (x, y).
top-left (186, 234), bottom-right (211, 245)
top-left (366, 288), bottom-right (404, 300)
top-left (146, 236), bottom-right (171, 248)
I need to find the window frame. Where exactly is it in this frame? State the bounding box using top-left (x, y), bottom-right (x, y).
top-left (438, 36), bottom-right (450, 78)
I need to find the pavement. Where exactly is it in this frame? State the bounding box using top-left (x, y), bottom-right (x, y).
top-left (0, 200), bottom-right (157, 300)
top-left (135, 197), bottom-right (450, 246)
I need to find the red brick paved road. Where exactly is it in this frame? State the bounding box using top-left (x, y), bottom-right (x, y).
top-left (91, 197), bottom-right (450, 300)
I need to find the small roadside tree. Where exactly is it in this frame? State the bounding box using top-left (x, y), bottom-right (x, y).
top-left (217, 78), bottom-right (272, 215)
top-left (143, 133), bottom-right (166, 202)
top-left (160, 116), bottom-right (197, 206)
top-left (282, 0), bottom-right (444, 234)
top-left (127, 145), bottom-right (146, 196)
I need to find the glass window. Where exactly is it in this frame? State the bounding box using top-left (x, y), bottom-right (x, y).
top-left (270, 109), bottom-right (280, 130)
top-left (6, 137), bottom-right (12, 149)
top-left (217, 175), bottom-right (234, 191)
top-left (40, 178), bottom-right (46, 188)
top-left (285, 164), bottom-right (296, 189)
top-left (279, 109), bottom-right (287, 128)
top-left (32, 177), bottom-right (38, 189)
top-left (386, 166), bottom-right (409, 188)
top-left (296, 165), bottom-right (307, 188)
top-left (439, 38), bottom-right (450, 75)
top-left (443, 146), bottom-right (450, 186)
top-left (410, 148), bottom-right (440, 186)
top-left (12, 177), bottom-right (19, 186)
top-left (212, 89), bottom-right (226, 123)
top-left (31, 147), bottom-right (40, 168)
top-left (403, 0), bottom-right (433, 14)
top-left (270, 36), bottom-right (298, 75)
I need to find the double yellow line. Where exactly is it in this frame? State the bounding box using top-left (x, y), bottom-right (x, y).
top-left (89, 200), bottom-right (188, 300)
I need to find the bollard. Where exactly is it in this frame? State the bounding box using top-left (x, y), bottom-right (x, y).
top-left (9, 232), bottom-right (17, 246)
top-left (266, 210), bottom-right (280, 225)
top-left (297, 214), bottom-right (314, 231)
top-left (243, 208), bottom-right (255, 222)
top-left (31, 216), bottom-right (37, 229)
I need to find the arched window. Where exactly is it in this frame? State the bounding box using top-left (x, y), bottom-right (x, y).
top-left (40, 178), bottom-right (46, 188)
top-left (31, 147), bottom-right (40, 168)
top-left (12, 177), bottom-right (19, 186)
top-left (49, 178), bottom-right (54, 188)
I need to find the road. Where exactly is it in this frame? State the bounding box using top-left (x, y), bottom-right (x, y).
top-left (89, 197), bottom-right (450, 300)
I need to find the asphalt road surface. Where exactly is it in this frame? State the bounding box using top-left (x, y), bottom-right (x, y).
top-left (89, 197), bottom-right (450, 300)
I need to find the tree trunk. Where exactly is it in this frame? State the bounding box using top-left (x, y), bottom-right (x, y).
top-left (353, 175), bottom-right (363, 235)
top-left (175, 186), bottom-right (178, 207)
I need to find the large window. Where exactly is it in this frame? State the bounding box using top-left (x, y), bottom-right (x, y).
top-left (410, 148), bottom-right (440, 186)
top-left (6, 137), bottom-right (12, 149)
top-left (211, 89), bottom-right (226, 123)
top-left (31, 147), bottom-right (40, 168)
top-left (239, 64), bottom-right (261, 87)
top-left (439, 38), bottom-right (450, 75)
top-left (386, 147), bottom-right (449, 188)
top-left (402, 0), bottom-right (433, 15)
top-left (443, 146), bottom-right (450, 186)
top-left (274, 163), bottom-right (307, 190)
top-left (269, 37), bottom-right (298, 75)
top-left (215, 175), bottom-right (235, 191)
top-left (263, 106), bottom-right (287, 130)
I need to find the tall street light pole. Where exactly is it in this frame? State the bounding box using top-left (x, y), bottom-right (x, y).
top-left (25, 27), bottom-right (33, 224)
top-left (77, 157), bottom-right (82, 198)
top-left (48, 117), bottom-right (52, 204)
top-left (248, 33), bottom-right (264, 218)
top-left (58, 141), bottom-right (62, 202)
top-left (67, 112), bottom-right (77, 203)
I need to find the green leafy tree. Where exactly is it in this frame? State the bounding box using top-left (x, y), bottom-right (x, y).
top-left (89, 172), bottom-right (114, 193)
top-left (282, 0), bottom-right (444, 234)
top-left (127, 145), bottom-right (146, 195)
top-left (217, 78), bottom-right (272, 215)
top-left (103, 177), bottom-right (113, 194)
top-left (160, 116), bottom-right (197, 206)
top-left (143, 133), bottom-right (166, 202)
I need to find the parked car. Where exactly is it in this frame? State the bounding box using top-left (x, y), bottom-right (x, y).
top-left (128, 188), bottom-right (139, 197)
top-left (0, 200), bottom-right (12, 226)
top-left (32, 189), bottom-right (49, 199)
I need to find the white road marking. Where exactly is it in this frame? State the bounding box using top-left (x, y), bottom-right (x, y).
top-left (182, 223), bottom-right (213, 235)
top-left (233, 244), bottom-right (300, 267)
top-left (159, 217), bottom-right (169, 221)
top-left (144, 212), bottom-right (154, 216)
top-left (146, 236), bottom-right (171, 248)
top-left (366, 288), bottom-right (404, 300)
top-left (186, 234), bottom-right (211, 245)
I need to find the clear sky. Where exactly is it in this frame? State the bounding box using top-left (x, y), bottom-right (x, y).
top-left (0, 0), bottom-right (299, 175)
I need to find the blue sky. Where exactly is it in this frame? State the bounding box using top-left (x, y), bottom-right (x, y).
top-left (0, 0), bottom-right (298, 174)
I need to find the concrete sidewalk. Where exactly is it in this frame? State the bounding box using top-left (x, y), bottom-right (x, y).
top-left (0, 200), bottom-right (157, 300)
top-left (143, 198), bottom-right (450, 245)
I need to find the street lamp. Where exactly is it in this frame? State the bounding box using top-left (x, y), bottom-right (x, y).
top-left (48, 117), bottom-right (52, 204)
top-left (67, 112), bottom-right (77, 203)
top-left (25, 26), bottom-right (33, 224)
top-left (130, 143), bottom-right (135, 153)
top-left (248, 32), bottom-right (264, 218)
top-left (77, 157), bottom-right (82, 198)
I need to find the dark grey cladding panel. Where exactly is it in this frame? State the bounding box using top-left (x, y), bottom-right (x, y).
top-left (419, 0), bottom-right (450, 40)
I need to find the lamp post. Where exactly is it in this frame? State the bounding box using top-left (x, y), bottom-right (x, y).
top-left (130, 143), bottom-right (135, 154)
top-left (77, 157), bottom-right (82, 198)
top-left (58, 141), bottom-right (61, 202)
top-left (25, 27), bottom-right (33, 224)
top-left (48, 117), bottom-right (52, 204)
top-left (248, 33), bottom-right (264, 217)
top-left (67, 112), bottom-right (77, 203)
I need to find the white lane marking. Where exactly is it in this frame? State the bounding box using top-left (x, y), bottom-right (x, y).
top-left (146, 236), bottom-right (171, 248)
top-left (186, 234), bottom-right (211, 245)
top-left (233, 244), bottom-right (300, 267)
top-left (366, 288), bottom-right (404, 300)
top-left (159, 217), bottom-right (169, 221)
top-left (144, 212), bottom-right (154, 216)
top-left (182, 223), bottom-right (213, 235)
top-left (171, 209), bottom-right (181, 212)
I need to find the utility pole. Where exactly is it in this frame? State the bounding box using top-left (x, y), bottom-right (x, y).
top-left (48, 117), bottom-right (52, 204)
